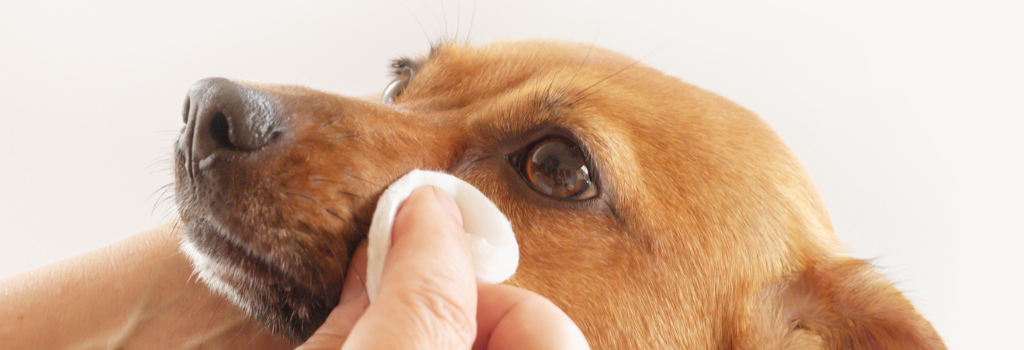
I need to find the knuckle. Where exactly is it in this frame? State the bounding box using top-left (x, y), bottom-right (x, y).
top-left (396, 281), bottom-right (476, 347)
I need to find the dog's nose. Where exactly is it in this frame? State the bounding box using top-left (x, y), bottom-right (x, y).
top-left (182, 77), bottom-right (284, 161)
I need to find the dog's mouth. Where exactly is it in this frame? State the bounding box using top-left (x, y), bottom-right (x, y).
top-left (177, 211), bottom-right (358, 341)
top-left (172, 77), bottom-right (382, 341)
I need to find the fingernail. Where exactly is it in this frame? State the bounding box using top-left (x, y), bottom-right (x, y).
top-left (431, 186), bottom-right (464, 226)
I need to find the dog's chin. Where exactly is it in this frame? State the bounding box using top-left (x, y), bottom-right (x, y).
top-left (179, 219), bottom-right (337, 341)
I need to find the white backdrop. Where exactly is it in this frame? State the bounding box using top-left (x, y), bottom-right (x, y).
top-left (1, 1), bottom-right (1020, 348)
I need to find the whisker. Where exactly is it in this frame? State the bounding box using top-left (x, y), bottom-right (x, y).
top-left (337, 172), bottom-right (383, 187)
top-left (308, 177), bottom-right (375, 204)
top-left (424, 2), bottom-right (446, 42)
top-left (309, 252), bottom-right (330, 299)
top-left (570, 34), bottom-right (678, 105)
top-left (319, 209), bottom-right (351, 291)
top-left (439, 0), bottom-right (449, 42)
top-left (556, 29), bottom-right (600, 98)
top-left (338, 190), bottom-right (373, 203)
top-left (151, 183), bottom-right (176, 216)
top-left (169, 219), bottom-right (186, 242)
top-left (283, 191), bottom-right (316, 202)
top-left (145, 154), bottom-right (174, 175)
top-left (465, 0), bottom-right (478, 43)
top-left (345, 219), bottom-right (368, 242)
top-left (240, 327), bottom-right (263, 350)
top-left (334, 126), bottom-right (389, 141)
top-left (323, 232), bottom-right (348, 275)
top-left (224, 315), bottom-right (253, 346)
top-left (294, 220), bottom-right (331, 302)
top-left (159, 206), bottom-right (181, 225)
top-left (569, 59), bottom-right (645, 105)
top-left (398, 1), bottom-right (433, 46)
top-left (200, 296), bottom-right (226, 347)
top-left (186, 279), bottom-right (211, 318)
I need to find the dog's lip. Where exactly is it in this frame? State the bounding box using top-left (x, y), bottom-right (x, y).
top-left (193, 220), bottom-right (319, 293)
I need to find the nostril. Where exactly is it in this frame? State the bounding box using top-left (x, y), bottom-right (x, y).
top-left (184, 77), bottom-right (287, 162)
top-left (208, 112), bottom-right (238, 151)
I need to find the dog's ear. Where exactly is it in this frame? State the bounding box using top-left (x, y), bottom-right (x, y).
top-left (773, 258), bottom-right (946, 350)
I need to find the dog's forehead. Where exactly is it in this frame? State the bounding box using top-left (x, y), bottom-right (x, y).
top-left (400, 41), bottom-right (656, 111)
top-left (407, 40), bottom-right (723, 137)
top-left (394, 40), bottom-right (832, 239)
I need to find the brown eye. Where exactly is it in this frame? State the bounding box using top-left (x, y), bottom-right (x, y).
top-left (519, 138), bottom-right (598, 200)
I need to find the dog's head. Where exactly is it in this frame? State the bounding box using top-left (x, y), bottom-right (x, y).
top-left (174, 40), bottom-right (944, 349)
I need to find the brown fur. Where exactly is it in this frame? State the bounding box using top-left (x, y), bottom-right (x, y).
top-left (173, 40), bottom-right (945, 349)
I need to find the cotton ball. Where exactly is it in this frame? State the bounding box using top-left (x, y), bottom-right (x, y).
top-left (365, 169), bottom-right (519, 301)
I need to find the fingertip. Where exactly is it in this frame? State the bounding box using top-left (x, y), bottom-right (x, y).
top-left (476, 284), bottom-right (590, 350)
top-left (392, 186), bottom-right (468, 248)
top-left (345, 185), bottom-right (478, 349)
top-left (430, 186), bottom-right (464, 226)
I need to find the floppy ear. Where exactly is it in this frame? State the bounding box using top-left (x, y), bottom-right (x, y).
top-left (777, 258), bottom-right (946, 350)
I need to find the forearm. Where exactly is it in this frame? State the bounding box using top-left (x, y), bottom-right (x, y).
top-left (0, 222), bottom-right (294, 349)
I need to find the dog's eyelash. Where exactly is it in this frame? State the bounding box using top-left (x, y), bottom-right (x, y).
top-left (390, 57), bottom-right (418, 76)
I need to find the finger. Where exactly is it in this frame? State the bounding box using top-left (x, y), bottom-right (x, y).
top-left (342, 186), bottom-right (477, 350)
top-left (295, 241), bottom-right (370, 350)
top-left (473, 284), bottom-right (590, 350)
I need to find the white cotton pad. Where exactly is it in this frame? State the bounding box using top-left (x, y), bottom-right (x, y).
top-left (365, 169), bottom-right (519, 301)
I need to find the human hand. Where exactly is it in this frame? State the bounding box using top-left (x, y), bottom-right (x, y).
top-left (297, 186), bottom-right (590, 350)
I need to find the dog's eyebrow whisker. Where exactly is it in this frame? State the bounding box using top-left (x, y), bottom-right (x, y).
top-left (464, 0), bottom-right (478, 43)
top-left (568, 39), bottom-right (671, 105)
top-left (572, 36), bottom-right (679, 105)
top-left (541, 72), bottom-right (559, 103)
top-left (555, 31), bottom-right (600, 99)
top-left (439, 0), bottom-right (450, 42)
top-left (423, 2), bottom-right (446, 43)
top-left (398, 1), bottom-right (433, 46)
top-left (569, 58), bottom-right (646, 105)
top-left (455, 0), bottom-right (460, 42)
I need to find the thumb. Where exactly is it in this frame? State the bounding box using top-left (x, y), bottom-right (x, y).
top-left (341, 186), bottom-right (478, 350)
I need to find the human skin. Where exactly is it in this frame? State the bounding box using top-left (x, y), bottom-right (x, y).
top-left (0, 221), bottom-right (295, 348)
top-left (0, 187), bottom-right (587, 349)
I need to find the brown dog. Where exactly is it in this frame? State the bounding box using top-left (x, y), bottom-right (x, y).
top-left (173, 40), bottom-right (945, 349)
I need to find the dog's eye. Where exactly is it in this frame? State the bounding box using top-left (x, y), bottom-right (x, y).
top-left (517, 137), bottom-right (598, 200)
top-left (381, 67), bottom-right (413, 104)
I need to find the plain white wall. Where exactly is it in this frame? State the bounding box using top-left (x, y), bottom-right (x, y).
top-left (1, 0), bottom-right (1020, 348)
